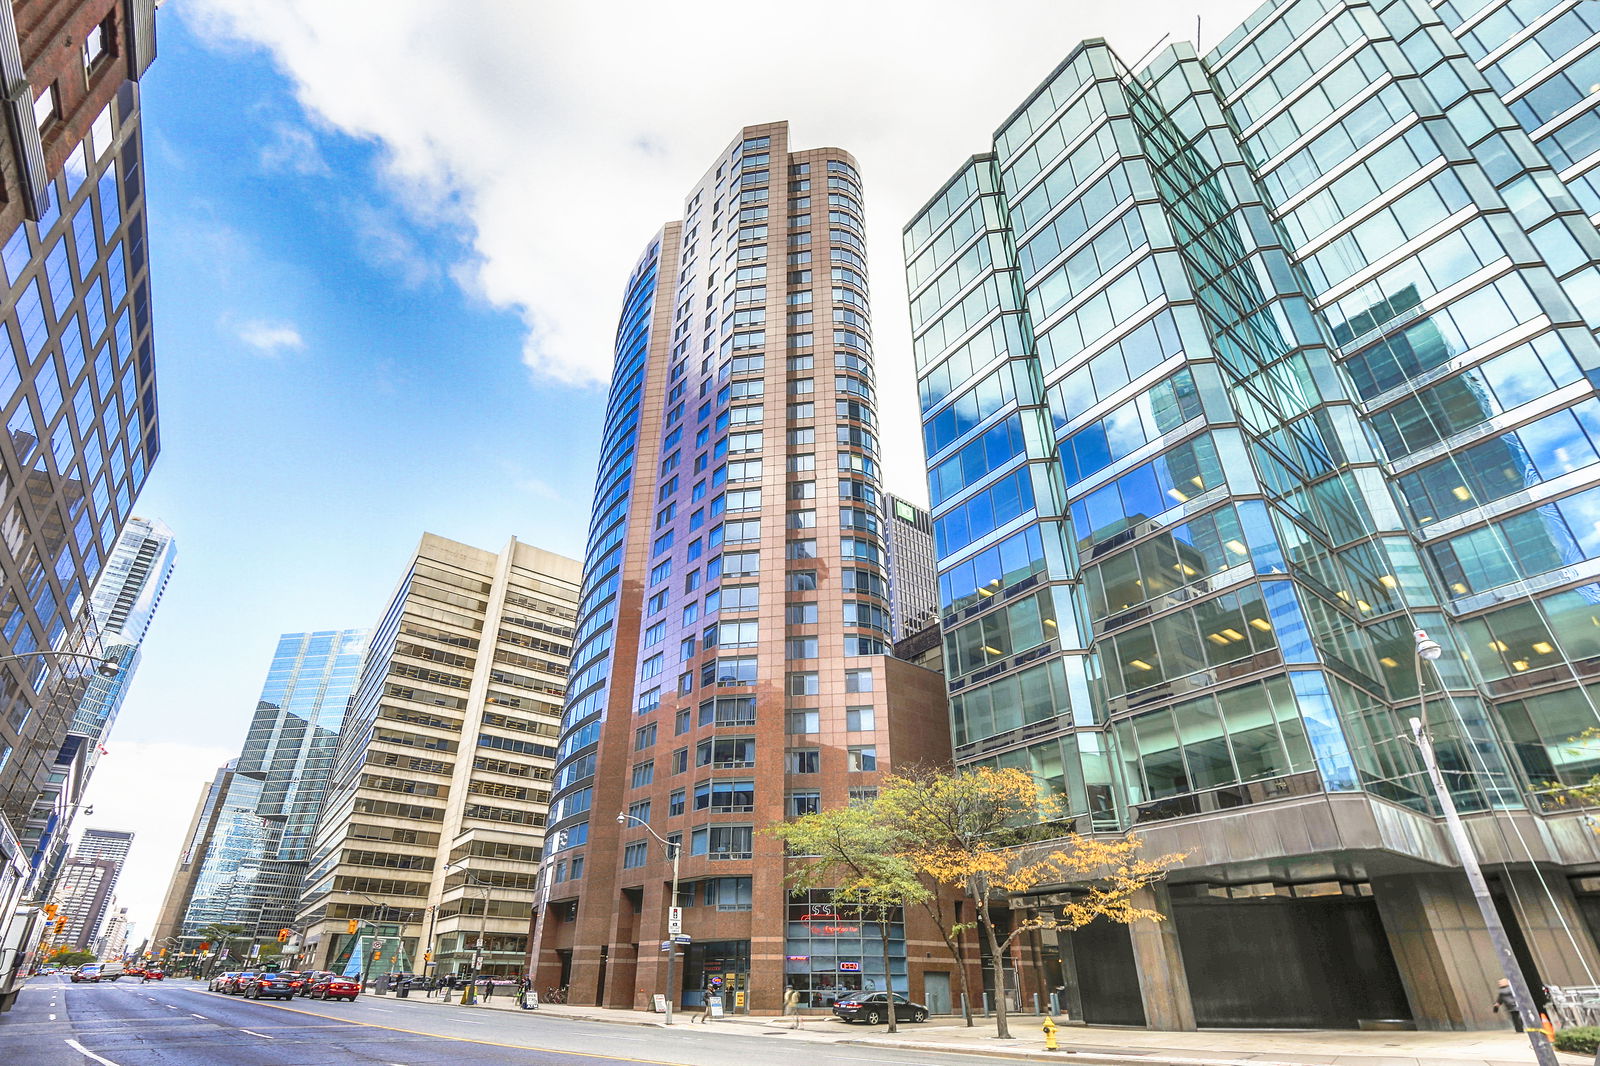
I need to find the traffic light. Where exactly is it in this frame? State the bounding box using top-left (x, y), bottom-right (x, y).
top-left (277, 929), bottom-right (290, 943)
top-left (43, 903), bottom-right (58, 919)
top-left (424, 952), bottom-right (433, 963)
top-left (373, 952), bottom-right (383, 963)
top-left (346, 920), bottom-right (359, 935)
top-left (159, 948), bottom-right (167, 957)
top-left (198, 942), bottom-right (211, 951)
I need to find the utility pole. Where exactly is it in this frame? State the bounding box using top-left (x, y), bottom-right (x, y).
top-left (1411, 630), bottom-right (1558, 1066)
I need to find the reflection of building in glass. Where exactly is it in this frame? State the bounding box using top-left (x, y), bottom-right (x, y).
top-left (533, 123), bottom-right (951, 1014)
top-left (0, 0), bottom-right (164, 959)
top-left (179, 631), bottom-right (367, 939)
top-left (297, 534), bottom-right (577, 980)
top-left (908, 0), bottom-right (1600, 1031)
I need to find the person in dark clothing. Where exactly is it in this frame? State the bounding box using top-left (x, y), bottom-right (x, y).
top-left (1492, 979), bottom-right (1523, 1032)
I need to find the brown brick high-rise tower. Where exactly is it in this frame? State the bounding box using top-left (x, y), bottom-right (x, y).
top-left (533, 122), bottom-right (951, 1015)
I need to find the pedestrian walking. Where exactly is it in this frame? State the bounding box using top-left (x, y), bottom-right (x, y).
top-left (517, 974), bottom-right (532, 1009)
top-left (1492, 979), bottom-right (1523, 1032)
top-left (693, 978), bottom-right (720, 1023)
top-left (783, 985), bottom-right (802, 1028)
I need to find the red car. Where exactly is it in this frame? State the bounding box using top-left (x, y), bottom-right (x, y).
top-left (308, 973), bottom-right (360, 1002)
top-left (142, 971), bottom-right (165, 981)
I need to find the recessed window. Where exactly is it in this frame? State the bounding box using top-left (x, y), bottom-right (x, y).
top-left (84, 22), bottom-right (110, 70)
top-left (33, 83), bottom-right (57, 132)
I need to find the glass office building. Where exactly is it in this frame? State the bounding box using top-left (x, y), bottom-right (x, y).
top-left (908, 0), bottom-right (1600, 1031)
top-left (179, 629), bottom-right (368, 939)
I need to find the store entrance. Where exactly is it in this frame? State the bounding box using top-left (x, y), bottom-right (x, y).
top-left (683, 940), bottom-right (750, 1008)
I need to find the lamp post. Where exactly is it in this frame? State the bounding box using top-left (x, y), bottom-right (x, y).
top-left (617, 811), bottom-right (682, 1024)
top-left (1411, 629), bottom-right (1558, 1066)
top-left (444, 862), bottom-right (492, 1004)
top-left (0, 650), bottom-right (121, 676)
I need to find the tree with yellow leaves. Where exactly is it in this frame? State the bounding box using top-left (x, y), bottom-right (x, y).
top-left (766, 801), bottom-right (929, 1032)
top-left (876, 765), bottom-right (1182, 1040)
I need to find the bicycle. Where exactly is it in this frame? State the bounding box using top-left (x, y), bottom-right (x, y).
top-left (544, 985), bottom-right (568, 1004)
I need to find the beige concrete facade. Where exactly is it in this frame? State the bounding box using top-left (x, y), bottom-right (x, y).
top-left (296, 533), bottom-right (578, 979)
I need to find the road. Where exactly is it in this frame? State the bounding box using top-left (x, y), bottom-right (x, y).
top-left (0, 975), bottom-right (1020, 1065)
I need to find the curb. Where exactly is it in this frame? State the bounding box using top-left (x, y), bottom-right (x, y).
top-left (839, 1041), bottom-right (1307, 1066)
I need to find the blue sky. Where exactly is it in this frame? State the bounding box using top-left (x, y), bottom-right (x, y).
top-left (85, 0), bottom-right (1263, 943)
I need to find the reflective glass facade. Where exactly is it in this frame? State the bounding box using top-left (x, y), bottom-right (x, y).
top-left (179, 629), bottom-right (367, 938)
top-left (908, 0), bottom-right (1600, 1030)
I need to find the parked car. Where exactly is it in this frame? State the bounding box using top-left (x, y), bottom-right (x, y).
top-left (207, 971), bottom-right (239, 992)
top-left (832, 992), bottom-right (929, 1024)
top-left (70, 965), bottom-right (102, 983)
top-left (142, 970), bottom-right (165, 981)
top-left (223, 972), bottom-right (258, 994)
top-left (244, 972), bottom-right (295, 1000)
top-left (307, 973), bottom-right (360, 1001)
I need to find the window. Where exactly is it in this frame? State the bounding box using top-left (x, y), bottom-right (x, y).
top-left (641, 653), bottom-right (664, 680)
top-left (569, 856), bottom-right (585, 879)
top-left (675, 707), bottom-right (691, 735)
top-left (671, 747), bottom-right (689, 774)
top-left (637, 687), bottom-right (661, 714)
top-left (691, 824), bottom-right (754, 860)
top-left (699, 696), bottom-right (756, 726)
top-left (787, 671), bottom-right (819, 696)
top-left (847, 746), bottom-right (878, 772)
top-left (703, 876), bottom-right (752, 910)
top-left (669, 789), bottom-right (686, 816)
top-left (634, 723), bottom-right (657, 750)
top-left (846, 707), bottom-right (875, 731)
top-left (787, 709), bottom-right (819, 734)
top-left (696, 736), bottom-right (756, 768)
top-left (631, 762), bottom-right (655, 788)
top-left (627, 799), bottom-right (652, 824)
top-left (650, 560), bottom-right (673, 585)
top-left (787, 603), bottom-right (819, 624)
top-left (787, 748), bottom-right (821, 773)
top-left (83, 21), bottom-right (110, 69)
top-left (644, 621), bottom-right (666, 647)
top-left (786, 637), bottom-right (819, 659)
top-left (694, 778), bottom-right (755, 812)
top-left (848, 787), bottom-right (878, 805)
top-left (788, 571), bottom-right (818, 592)
top-left (845, 668), bottom-right (874, 692)
top-left (647, 590), bottom-right (668, 614)
top-left (623, 841), bottom-right (649, 868)
top-left (788, 791), bottom-right (821, 817)
top-left (33, 82), bottom-right (56, 131)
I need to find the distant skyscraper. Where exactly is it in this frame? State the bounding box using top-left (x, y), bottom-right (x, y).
top-left (882, 494), bottom-right (937, 641)
top-left (70, 827), bottom-right (132, 947)
top-left (533, 123), bottom-right (951, 1014)
top-left (73, 516), bottom-right (175, 744)
top-left (906, 0), bottom-right (1600, 1032)
top-left (150, 760), bottom-right (237, 948)
top-left (96, 904), bottom-right (129, 960)
top-left (49, 857), bottom-right (117, 951)
top-left (178, 630), bottom-right (367, 940)
top-left (0, 0), bottom-right (164, 959)
top-left (297, 534), bottom-right (578, 979)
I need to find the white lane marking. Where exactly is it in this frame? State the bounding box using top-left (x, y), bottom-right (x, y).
top-left (239, 1029), bottom-right (274, 1039)
top-left (48, 1013), bottom-right (56, 1020)
top-left (369, 1007), bottom-right (393, 1012)
top-left (190, 1013), bottom-right (207, 1019)
top-left (65, 1040), bottom-right (123, 1066)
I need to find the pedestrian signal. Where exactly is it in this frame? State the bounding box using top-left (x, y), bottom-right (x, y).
top-left (277, 929), bottom-right (290, 943)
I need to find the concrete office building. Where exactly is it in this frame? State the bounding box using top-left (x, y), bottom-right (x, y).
top-left (882, 494), bottom-right (938, 640)
top-left (173, 630), bottom-right (368, 941)
top-left (297, 534), bottom-right (578, 980)
top-left (906, 0), bottom-right (1600, 1031)
top-left (534, 123), bottom-right (951, 1014)
top-left (96, 903), bottom-right (127, 959)
top-left (148, 760), bottom-right (238, 948)
top-left (0, 0), bottom-right (162, 955)
top-left (49, 855), bottom-right (115, 950)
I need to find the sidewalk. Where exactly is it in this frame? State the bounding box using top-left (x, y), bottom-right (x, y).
top-left (370, 988), bottom-right (1546, 1066)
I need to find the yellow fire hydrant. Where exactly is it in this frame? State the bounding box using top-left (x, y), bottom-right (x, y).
top-left (1042, 1015), bottom-right (1059, 1052)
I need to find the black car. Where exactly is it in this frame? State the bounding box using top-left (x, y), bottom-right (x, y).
top-left (244, 972), bottom-right (295, 1000)
top-left (832, 991), bottom-right (929, 1024)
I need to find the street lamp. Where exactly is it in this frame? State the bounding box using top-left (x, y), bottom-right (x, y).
top-left (0, 650), bottom-right (122, 677)
top-left (617, 811), bottom-right (682, 1025)
top-left (1410, 629), bottom-right (1557, 1066)
top-left (444, 862), bottom-right (493, 1005)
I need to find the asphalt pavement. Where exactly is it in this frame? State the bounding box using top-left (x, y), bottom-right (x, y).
top-left (0, 974), bottom-right (1028, 1065)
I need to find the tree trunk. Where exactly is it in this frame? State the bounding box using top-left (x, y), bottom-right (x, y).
top-left (880, 907), bottom-right (897, 1034)
top-left (916, 896), bottom-right (975, 1025)
top-left (979, 897), bottom-right (1010, 1040)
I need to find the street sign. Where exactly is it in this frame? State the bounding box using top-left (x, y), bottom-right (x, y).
top-left (661, 941), bottom-right (673, 952)
top-left (671, 934), bottom-right (692, 944)
top-left (667, 907), bottom-right (682, 936)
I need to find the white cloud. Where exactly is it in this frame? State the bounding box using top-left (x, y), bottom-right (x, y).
top-left (235, 317), bottom-right (305, 353)
top-left (77, 741), bottom-right (238, 948)
top-left (257, 120), bottom-right (330, 176)
top-left (181, 0), bottom-right (1263, 497)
